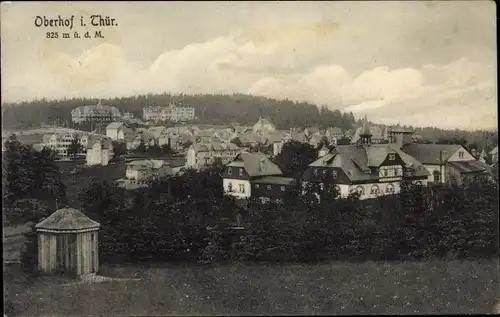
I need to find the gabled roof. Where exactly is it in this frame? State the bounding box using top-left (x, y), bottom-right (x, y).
top-left (489, 146), bottom-right (498, 155)
top-left (35, 208), bottom-right (100, 232)
top-left (447, 160), bottom-right (489, 174)
top-left (106, 122), bottom-right (124, 130)
top-left (227, 152), bottom-right (283, 177)
top-left (401, 144), bottom-right (463, 165)
top-left (307, 144), bottom-right (429, 182)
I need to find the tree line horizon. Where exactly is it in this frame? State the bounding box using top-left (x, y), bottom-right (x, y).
top-left (2, 92), bottom-right (497, 133)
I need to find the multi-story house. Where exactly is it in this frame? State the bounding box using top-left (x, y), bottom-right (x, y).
top-left (222, 152), bottom-right (295, 202)
top-left (71, 100), bottom-right (121, 124)
top-left (106, 122), bottom-right (127, 141)
top-left (43, 133), bottom-right (88, 158)
top-left (148, 126), bottom-right (170, 147)
top-left (185, 141), bottom-right (241, 169)
top-left (401, 142), bottom-right (491, 186)
top-left (86, 137), bottom-right (114, 166)
top-left (302, 117), bottom-right (429, 200)
top-left (142, 103), bottom-right (195, 122)
top-left (116, 159), bottom-right (172, 189)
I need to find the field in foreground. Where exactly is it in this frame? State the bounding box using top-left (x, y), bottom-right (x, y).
top-left (4, 260), bottom-right (499, 316)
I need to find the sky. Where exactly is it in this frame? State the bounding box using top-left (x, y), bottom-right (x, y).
top-left (1, 1), bottom-right (497, 130)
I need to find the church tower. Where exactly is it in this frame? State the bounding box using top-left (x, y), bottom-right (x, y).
top-left (359, 114), bottom-right (372, 145)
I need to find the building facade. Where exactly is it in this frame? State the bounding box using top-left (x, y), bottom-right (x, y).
top-left (222, 152), bottom-right (295, 201)
top-left (86, 137), bottom-right (114, 166)
top-left (186, 142), bottom-right (241, 169)
top-left (302, 116), bottom-right (429, 200)
top-left (401, 143), bottom-right (490, 185)
top-left (105, 122), bottom-right (128, 141)
top-left (142, 103), bottom-right (195, 122)
top-left (117, 159), bottom-right (172, 189)
top-left (71, 100), bottom-right (121, 124)
top-left (43, 133), bottom-right (88, 158)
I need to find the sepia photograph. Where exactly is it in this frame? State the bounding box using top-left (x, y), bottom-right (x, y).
top-left (2, 1), bottom-right (499, 315)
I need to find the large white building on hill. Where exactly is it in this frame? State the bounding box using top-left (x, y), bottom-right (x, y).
top-left (143, 103), bottom-right (195, 122)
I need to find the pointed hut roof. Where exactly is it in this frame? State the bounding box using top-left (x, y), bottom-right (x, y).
top-left (36, 208), bottom-right (100, 233)
top-left (360, 114), bottom-right (372, 136)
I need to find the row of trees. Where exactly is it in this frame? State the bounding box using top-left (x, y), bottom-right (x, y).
top-left (72, 156), bottom-right (498, 265)
top-left (2, 94), bottom-right (358, 131)
top-left (3, 135), bottom-right (67, 225)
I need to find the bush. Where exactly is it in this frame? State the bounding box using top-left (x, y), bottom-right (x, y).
top-left (20, 224), bottom-right (40, 275)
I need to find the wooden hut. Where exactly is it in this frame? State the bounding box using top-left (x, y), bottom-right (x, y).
top-left (35, 207), bottom-right (100, 277)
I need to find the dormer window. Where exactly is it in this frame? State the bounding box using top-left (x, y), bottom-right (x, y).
top-left (388, 153), bottom-right (395, 161)
top-left (228, 167), bottom-right (232, 175)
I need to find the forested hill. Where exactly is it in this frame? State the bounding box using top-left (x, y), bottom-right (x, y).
top-left (1, 93), bottom-right (357, 131)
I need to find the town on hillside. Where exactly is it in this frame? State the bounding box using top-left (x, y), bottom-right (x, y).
top-left (3, 2), bottom-right (499, 316)
top-left (3, 99), bottom-right (498, 197)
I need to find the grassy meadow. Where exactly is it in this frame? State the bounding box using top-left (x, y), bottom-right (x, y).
top-left (4, 260), bottom-right (499, 316)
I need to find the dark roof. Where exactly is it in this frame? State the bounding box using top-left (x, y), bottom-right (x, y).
top-left (401, 144), bottom-right (462, 164)
top-left (35, 208), bottom-right (100, 231)
top-left (447, 160), bottom-right (489, 174)
top-left (227, 152), bottom-right (283, 177)
top-left (307, 144), bottom-right (429, 182)
top-left (252, 176), bottom-right (295, 185)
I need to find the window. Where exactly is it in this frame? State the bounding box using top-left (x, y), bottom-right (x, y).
top-left (239, 184), bottom-right (245, 193)
top-left (356, 186), bottom-right (364, 196)
top-left (383, 169), bottom-right (388, 177)
top-left (388, 153), bottom-right (395, 161)
top-left (313, 169), bottom-right (318, 176)
top-left (281, 186), bottom-right (285, 191)
top-left (267, 185), bottom-right (272, 190)
top-left (415, 181), bottom-right (423, 186)
top-left (386, 183), bottom-right (395, 193)
top-left (433, 171), bottom-right (441, 183)
top-left (396, 168), bottom-right (403, 176)
top-left (332, 170), bottom-right (338, 179)
top-left (228, 182), bottom-right (233, 192)
top-left (322, 169), bottom-right (327, 177)
top-left (255, 184), bottom-right (260, 188)
top-left (239, 168), bottom-right (243, 176)
top-left (370, 185), bottom-right (380, 195)
top-left (387, 168), bottom-right (395, 177)
top-left (458, 151), bottom-right (464, 158)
